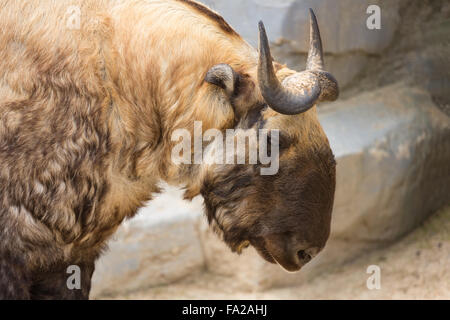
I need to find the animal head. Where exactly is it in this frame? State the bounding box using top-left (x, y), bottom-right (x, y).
top-left (197, 10), bottom-right (338, 272)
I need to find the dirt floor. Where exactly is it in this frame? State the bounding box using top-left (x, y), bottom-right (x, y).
top-left (106, 206), bottom-right (449, 300)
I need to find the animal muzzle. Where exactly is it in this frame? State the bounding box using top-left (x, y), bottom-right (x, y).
top-left (251, 235), bottom-right (322, 272)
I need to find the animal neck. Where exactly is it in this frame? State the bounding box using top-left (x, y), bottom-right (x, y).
top-left (103, 0), bottom-right (259, 190)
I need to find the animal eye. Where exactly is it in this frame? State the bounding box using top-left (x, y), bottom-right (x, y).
top-left (260, 131), bottom-right (290, 158)
top-left (277, 133), bottom-right (292, 151)
top-left (231, 73), bottom-right (242, 97)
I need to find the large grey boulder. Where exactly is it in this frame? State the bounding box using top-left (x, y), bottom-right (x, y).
top-left (200, 0), bottom-right (401, 88)
top-left (90, 187), bottom-right (204, 298)
top-left (199, 83), bottom-right (450, 290)
top-left (322, 85), bottom-right (450, 241)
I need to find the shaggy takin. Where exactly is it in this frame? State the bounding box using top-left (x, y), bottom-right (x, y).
top-left (0, 0), bottom-right (338, 299)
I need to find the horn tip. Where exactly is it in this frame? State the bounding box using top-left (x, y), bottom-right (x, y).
top-left (258, 20), bottom-right (265, 32)
top-left (258, 20), bottom-right (269, 49)
top-left (309, 8), bottom-right (318, 22)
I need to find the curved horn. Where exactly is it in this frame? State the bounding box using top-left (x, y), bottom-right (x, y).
top-left (258, 21), bottom-right (320, 115)
top-left (307, 9), bottom-right (339, 101)
top-left (306, 9), bottom-right (324, 71)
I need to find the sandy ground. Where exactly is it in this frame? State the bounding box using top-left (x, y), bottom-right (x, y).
top-left (106, 207), bottom-right (449, 300)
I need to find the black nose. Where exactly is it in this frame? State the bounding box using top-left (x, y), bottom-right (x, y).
top-left (263, 234), bottom-right (324, 272)
top-left (296, 247), bottom-right (320, 266)
top-left (297, 250), bottom-right (312, 263)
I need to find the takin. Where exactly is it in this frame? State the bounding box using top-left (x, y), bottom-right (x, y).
top-left (0, 0), bottom-right (338, 299)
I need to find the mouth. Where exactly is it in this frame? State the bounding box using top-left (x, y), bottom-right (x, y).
top-left (235, 240), bottom-right (251, 254)
top-left (231, 238), bottom-right (275, 262)
top-left (249, 237), bottom-right (306, 272)
top-left (232, 238), bottom-right (313, 272)
top-left (249, 238), bottom-right (276, 264)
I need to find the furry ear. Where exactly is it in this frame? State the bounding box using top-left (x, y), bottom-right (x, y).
top-left (205, 64), bottom-right (239, 96)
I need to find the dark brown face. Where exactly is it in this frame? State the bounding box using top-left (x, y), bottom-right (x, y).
top-left (200, 130), bottom-right (336, 272)
top-left (201, 9), bottom-right (338, 272)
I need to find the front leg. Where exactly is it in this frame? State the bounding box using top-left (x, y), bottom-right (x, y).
top-left (30, 261), bottom-right (95, 300)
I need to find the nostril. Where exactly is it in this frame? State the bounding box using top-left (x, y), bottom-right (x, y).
top-left (297, 250), bottom-right (312, 263)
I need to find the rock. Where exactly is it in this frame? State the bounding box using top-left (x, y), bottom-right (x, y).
top-left (282, 0), bottom-right (400, 54)
top-left (90, 187), bottom-right (205, 298)
top-left (201, 0), bottom-right (400, 54)
top-left (200, 0), bottom-right (401, 88)
top-left (324, 84), bottom-right (450, 240)
top-left (271, 49), bottom-right (377, 90)
top-left (199, 84), bottom-right (450, 290)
